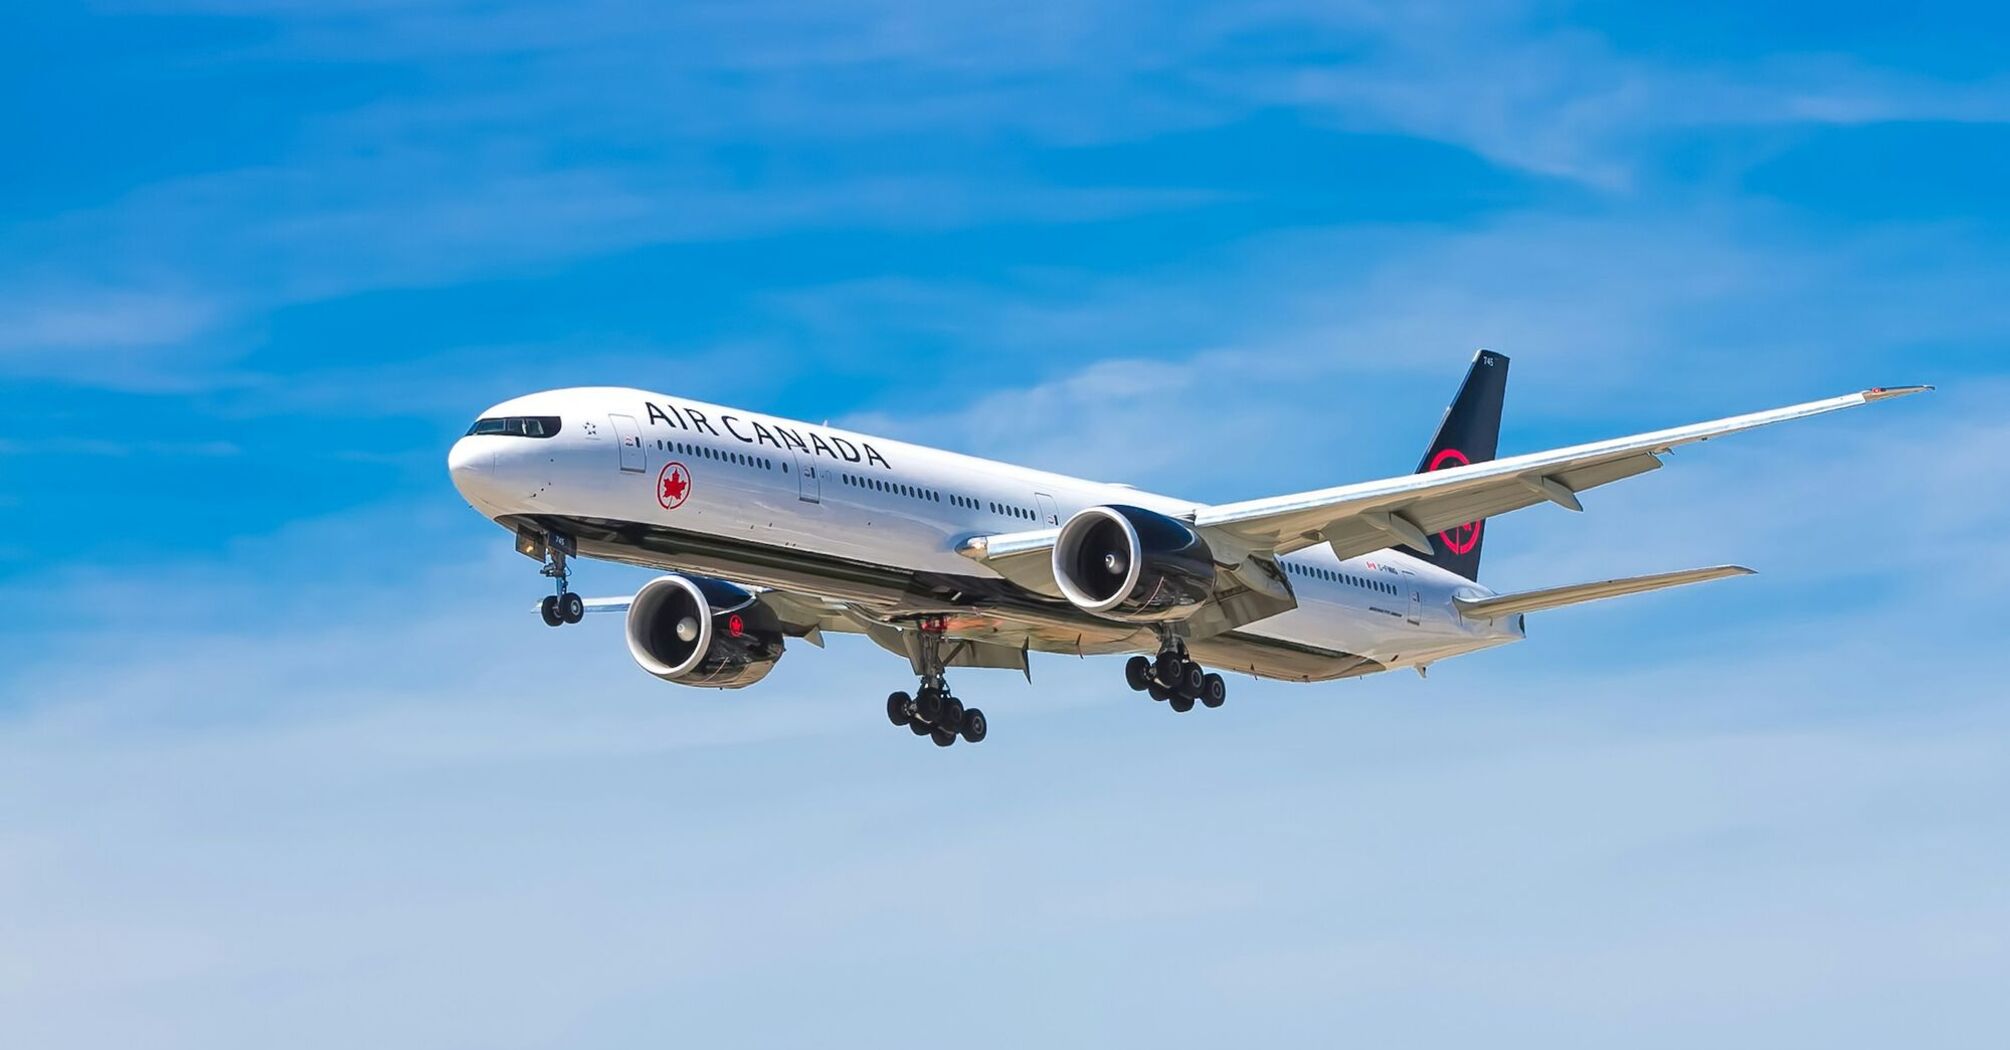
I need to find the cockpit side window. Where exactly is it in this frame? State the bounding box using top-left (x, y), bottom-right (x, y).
top-left (465, 415), bottom-right (562, 438)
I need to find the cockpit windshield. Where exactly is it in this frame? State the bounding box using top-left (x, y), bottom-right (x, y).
top-left (465, 416), bottom-right (562, 438)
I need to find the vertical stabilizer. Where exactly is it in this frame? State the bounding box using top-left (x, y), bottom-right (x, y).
top-left (1413, 351), bottom-right (1509, 580)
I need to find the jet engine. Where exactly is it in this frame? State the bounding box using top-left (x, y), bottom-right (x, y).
top-left (1051, 505), bottom-right (1216, 622)
top-left (624, 574), bottom-right (786, 689)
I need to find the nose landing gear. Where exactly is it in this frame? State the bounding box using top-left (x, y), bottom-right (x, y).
top-left (528, 528), bottom-right (584, 627)
top-left (540, 590), bottom-right (584, 627)
top-left (884, 617), bottom-right (987, 746)
top-left (1125, 638), bottom-right (1226, 713)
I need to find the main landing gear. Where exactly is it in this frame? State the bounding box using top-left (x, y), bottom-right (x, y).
top-left (1125, 639), bottom-right (1226, 713)
top-left (535, 530), bottom-right (585, 627)
top-left (884, 617), bottom-right (987, 746)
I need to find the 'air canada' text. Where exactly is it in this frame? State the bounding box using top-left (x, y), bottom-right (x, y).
top-left (644, 401), bottom-right (892, 469)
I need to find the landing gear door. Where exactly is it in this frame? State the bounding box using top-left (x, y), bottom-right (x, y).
top-left (793, 449), bottom-right (821, 504)
top-left (610, 414), bottom-right (646, 473)
top-left (1035, 493), bottom-right (1060, 526)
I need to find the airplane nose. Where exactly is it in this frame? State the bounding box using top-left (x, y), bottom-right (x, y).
top-left (448, 437), bottom-right (491, 478)
top-left (448, 437), bottom-right (498, 505)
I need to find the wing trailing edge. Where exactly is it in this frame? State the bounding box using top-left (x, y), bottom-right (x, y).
top-left (1454, 565), bottom-right (1755, 620)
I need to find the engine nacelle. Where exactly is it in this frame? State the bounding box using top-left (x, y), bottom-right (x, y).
top-left (624, 574), bottom-right (786, 689)
top-left (1052, 505), bottom-right (1216, 622)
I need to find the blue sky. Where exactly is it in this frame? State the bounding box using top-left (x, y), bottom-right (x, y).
top-left (3, 2), bottom-right (2008, 1046)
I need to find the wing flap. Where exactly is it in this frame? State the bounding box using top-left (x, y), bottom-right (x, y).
top-left (1550, 450), bottom-right (1663, 494)
top-left (1455, 565), bottom-right (1755, 620)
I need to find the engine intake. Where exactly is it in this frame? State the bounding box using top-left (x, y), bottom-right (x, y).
top-left (1052, 505), bottom-right (1216, 622)
top-left (625, 574), bottom-right (786, 689)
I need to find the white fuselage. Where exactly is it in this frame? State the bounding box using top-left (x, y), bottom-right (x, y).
top-left (449, 387), bottom-right (1524, 679)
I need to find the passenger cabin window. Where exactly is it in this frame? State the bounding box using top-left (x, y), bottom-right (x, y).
top-left (466, 416), bottom-right (562, 438)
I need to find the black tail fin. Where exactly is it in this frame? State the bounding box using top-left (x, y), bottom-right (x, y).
top-left (1413, 350), bottom-right (1509, 581)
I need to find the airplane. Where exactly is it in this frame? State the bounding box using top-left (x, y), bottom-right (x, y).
top-left (447, 353), bottom-right (1928, 747)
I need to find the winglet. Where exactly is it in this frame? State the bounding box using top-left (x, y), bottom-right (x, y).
top-left (1862, 385), bottom-right (1933, 403)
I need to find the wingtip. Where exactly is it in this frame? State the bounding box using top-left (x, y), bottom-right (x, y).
top-left (1863, 384), bottom-right (1933, 402)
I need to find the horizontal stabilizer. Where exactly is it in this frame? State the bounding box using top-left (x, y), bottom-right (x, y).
top-left (1454, 565), bottom-right (1755, 620)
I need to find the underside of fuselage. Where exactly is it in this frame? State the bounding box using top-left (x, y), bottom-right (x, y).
top-left (502, 513), bottom-right (1389, 683)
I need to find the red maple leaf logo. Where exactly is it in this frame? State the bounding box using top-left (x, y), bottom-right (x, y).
top-left (1427, 447), bottom-right (1482, 554)
top-left (656, 462), bottom-right (691, 509)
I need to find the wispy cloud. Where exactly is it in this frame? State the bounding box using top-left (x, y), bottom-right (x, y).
top-left (18, 0), bottom-right (2004, 392)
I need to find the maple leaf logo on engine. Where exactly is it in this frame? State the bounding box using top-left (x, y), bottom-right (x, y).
top-left (657, 461), bottom-right (691, 510)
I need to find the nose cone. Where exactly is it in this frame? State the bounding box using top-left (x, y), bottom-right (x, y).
top-left (448, 437), bottom-right (499, 507)
top-left (448, 436), bottom-right (489, 475)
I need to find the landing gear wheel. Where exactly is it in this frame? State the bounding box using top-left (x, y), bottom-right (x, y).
top-left (909, 719), bottom-right (932, 737)
top-left (887, 691), bottom-right (913, 727)
top-left (1201, 673), bottom-right (1226, 708)
top-left (560, 592), bottom-right (585, 624)
top-left (1125, 656), bottom-right (1153, 692)
top-left (1169, 693), bottom-right (1196, 714)
top-left (915, 688), bottom-right (943, 725)
top-left (540, 595), bottom-right (563, 627)
top-left (931, 725), bottom-right (958, 747)
top-left (960, 708), bottom-right (987, 743)
top-left (1148, 683), bottom-right (1171, 702)
top-left (1181, 662), bottom-right (1205, 697)
top-left (939, 696), bottom-right (965, 733)
top-left (1156, 650), bottom-right (1185, 688)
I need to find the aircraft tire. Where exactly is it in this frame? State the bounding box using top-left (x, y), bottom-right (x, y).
top-left (1169, 693), bottom-right (1195, 714)
top-left (931, 725), bottom-right (957, 747)
top-left (560, 592), bottom-right (585, 624)
top-left (1148, 683), bottom-right (1171, 702)
top-left (540, 596), bottom-right (563, 627)
top-left (960, 708), bottom-right (987, 744)
top-left (1155, 650), bottom-right (1184, 688)
top-left (887, 691), bottom-right (913, 726)
top-left (1125, 656), bottom-right (1153, 691)
top-left (1201, 674), bottom-right (1226, 708)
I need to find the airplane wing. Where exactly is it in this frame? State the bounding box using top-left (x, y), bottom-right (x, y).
top-left (962, 385), bottom-right (1929, 596)
top-left (541, 587), bottom-right (1055, 672)
top-left (536, 587), bottom-right (845, 647)
top-left (1197, 385), bottom-right (1931, 561)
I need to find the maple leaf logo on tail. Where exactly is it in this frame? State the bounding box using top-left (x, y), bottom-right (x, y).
top-left (1426, 447), bottom-right (1483, 556)
top-left (1410, 351), bottom-right (1508, 580)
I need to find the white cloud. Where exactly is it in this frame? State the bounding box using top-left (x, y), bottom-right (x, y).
top-left (1220, 12), bottom-right (2010, 186)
